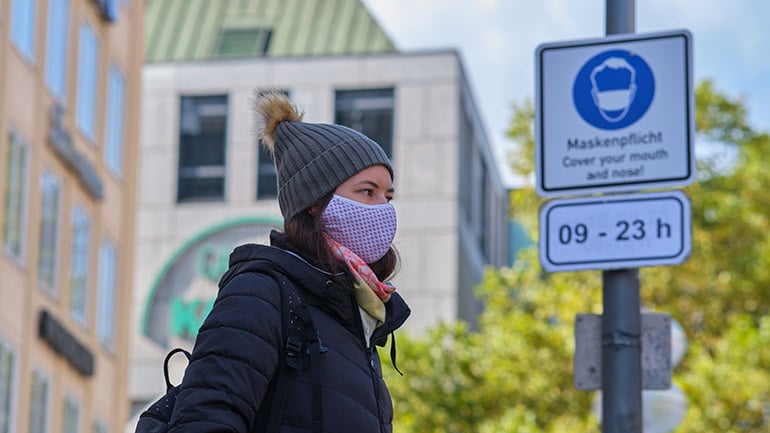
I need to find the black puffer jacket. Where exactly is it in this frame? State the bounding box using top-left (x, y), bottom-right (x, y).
top-left (167, 234), bottom-right (410, 433)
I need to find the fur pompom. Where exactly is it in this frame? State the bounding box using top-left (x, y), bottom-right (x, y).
top-left (254, 91), bottom-right (304, 152)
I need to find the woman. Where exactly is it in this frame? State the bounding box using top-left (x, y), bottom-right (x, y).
top-left (167, 91), bottom-right (411, 433)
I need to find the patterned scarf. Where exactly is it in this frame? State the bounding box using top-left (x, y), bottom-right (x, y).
top-left (325, 236), bottom-right (396, 324)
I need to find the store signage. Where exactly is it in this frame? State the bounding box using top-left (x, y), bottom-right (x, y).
top-left (48, 105), bottom-right (104, 201)
top-left (142, 219), bottom-right (279, 348)
top-left (38, 310), bottom-right (94, 376)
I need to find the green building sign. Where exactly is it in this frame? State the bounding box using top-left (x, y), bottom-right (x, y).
top-left (142, 217), bottom-right (280, 347)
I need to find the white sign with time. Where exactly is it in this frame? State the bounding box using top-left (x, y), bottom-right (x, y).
top-left (539, 190), bottom-right (692, 272)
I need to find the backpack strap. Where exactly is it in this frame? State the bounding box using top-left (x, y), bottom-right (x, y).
top-left (264, 278), bottom-right (292, 433)
top-left (294, 303), bottom-right (326, 433)
top-left (163, 348), bottom-right (191, 391)
top-left (134, 348), bottom-right (193, 433)
top-left (263, 273), bottom-right (325, 433)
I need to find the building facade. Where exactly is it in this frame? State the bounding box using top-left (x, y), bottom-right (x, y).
top-left (0, 0), bottom-right (143, 432)
top-left (130, 0), bottom-right (509, 416)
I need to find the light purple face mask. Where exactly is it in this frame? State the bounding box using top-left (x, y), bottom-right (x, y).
top-left (320, 194), bottom-right (397, 263)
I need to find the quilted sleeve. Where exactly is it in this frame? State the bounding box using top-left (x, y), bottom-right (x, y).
top-left (167, 272), bottom-right (283, 433)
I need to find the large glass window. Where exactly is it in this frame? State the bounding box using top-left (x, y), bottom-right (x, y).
top-left (96, 240), bottom-right (116, 350)
top-left (62, 396), bottom-right (79, 433)
top-left (334, 88), bottom-right (395, 158)
top-left (45, 0), bottom-right (69, 101)
top-left (0, 339), bottom-right (16, 433)
top-left (255, 145), bottom-right (277, 199)
top-left (459, 104), bottom-right (474, 224)
top-left (76, 23), bottom-right (99, 142)
top-left (3, 131), bottom-right (28, 262)
top-left (104, 64), bottom-right (125, 176)
top-left (38, 171), bottom-right (61, 296)
top-left (177, 95), bottom-right (228, 202)
top-left (255, 89), bottom-right (286, 200)
top-left (478, 161), bottom-right (489, 257)
top-left (10, 0), bottom-right (36, 62)
top-left (69, 206), bottom-right (90, 325)
top-left (28, 370), bottom-right (49, 433)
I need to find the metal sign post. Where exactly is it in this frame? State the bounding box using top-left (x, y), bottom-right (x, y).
top-left (601, 268), bottom-right (642, 432)
top-left (534, 0), bottom-right (694, 431)
top-left (602, 2), bottom-right (641, 433)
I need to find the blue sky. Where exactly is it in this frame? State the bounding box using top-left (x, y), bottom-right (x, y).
top-left (362, 0), bottom-right (770, 184)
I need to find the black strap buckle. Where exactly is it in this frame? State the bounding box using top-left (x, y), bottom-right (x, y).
top-left (285, 336), bottom-right (302, 356)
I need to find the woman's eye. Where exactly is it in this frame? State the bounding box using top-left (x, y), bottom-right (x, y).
top-left (362, 189), bottom-right (373, 196)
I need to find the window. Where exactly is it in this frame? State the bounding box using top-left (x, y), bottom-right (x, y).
top-left (459, 104), bottom-right (475, 224)
top-left (3, 131), bottom-right (28, 262)
top-left (255, 89), bottom-right (286, 200)
top-left (0, 339), bottom-right (16, 433)
top-left (104, 64), bottom-right (125, 176)
top-left (69, 206), bottom-right (90, 325)
top-left (215, 28), bottom-right (272, 57)
top-left (38, 171), bottom-right (61, 296)
top-left (45, 0), bottom-right (69, 101)
top-left (10, 0), bottom-right (36, 61)
top-left (76, 23), bottom-right (99, 142)
top-left (255, 145), bottom-right (277, 199)
top-left (334, 88), bottom-right (395, 158)
top-left (93, 419), bottom-right (109, 433)
top-left (177, 95), bottom-right (228, 202)
top-left (28, 370), bottom-right (49, 433)
top-left (96, 240), bottom-right (116, 350)
top-left (96, 0), bottom-right (119, 22)
top-left (478, 161), bottom-right (489, 256)
top-left (62, 396), bottom-right (79, 433)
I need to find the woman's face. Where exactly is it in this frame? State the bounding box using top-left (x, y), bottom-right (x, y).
top-left (334, 165), bottom-right (394, 205)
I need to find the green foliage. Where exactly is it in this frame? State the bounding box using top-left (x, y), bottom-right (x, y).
top-left (644, 82), bottom-right (770, 342)
top-left (385, 80), bottom-right (770, 432)
top-left (694, 80), bottom-right (755, 146)
top-left (677, 316), bottom-right (770, 432)
top-left (507, 99), bottom-right (537, 180)
top-left (385, 250), bottom-right (601, 432)
top-left (506, 99), bottom-right (543, 241)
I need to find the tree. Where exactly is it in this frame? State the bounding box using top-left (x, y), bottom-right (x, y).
top-left (677, 315), bottom-right (770, 432)
top-left (385, 80), bottom-right (770, 432)
top-left (644, 81), bottom-right (770, 342)
top-left (386, 248), bottom-right (600, 433)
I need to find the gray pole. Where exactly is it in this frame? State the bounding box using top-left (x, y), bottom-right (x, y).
top-left (602, 3), bottom-right (642, 433)
top-left (601, 269), bottom-right (642, 432)
top-left (606, 0), bottom-right (635, 34)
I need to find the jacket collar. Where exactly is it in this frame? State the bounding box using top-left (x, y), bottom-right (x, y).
top-left (219, 233), bottom-right (411, 340)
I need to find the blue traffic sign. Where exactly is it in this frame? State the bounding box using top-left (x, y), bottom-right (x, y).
top-left (573, 49), bottom-right (655, 130)
top-left (535, 30), bottom-right (694, 197)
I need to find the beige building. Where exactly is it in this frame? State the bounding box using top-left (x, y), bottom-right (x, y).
top-left (129, 0), bottom-right (511, 417)
top-left (0, 0), bottom-right (143, 432)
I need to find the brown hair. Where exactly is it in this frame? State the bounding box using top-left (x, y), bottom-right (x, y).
top-left (284, 193), bottom-right (399, 282)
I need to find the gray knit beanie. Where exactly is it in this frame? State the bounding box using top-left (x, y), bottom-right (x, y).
top-left (255, 91), bottom-right (394, 221)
